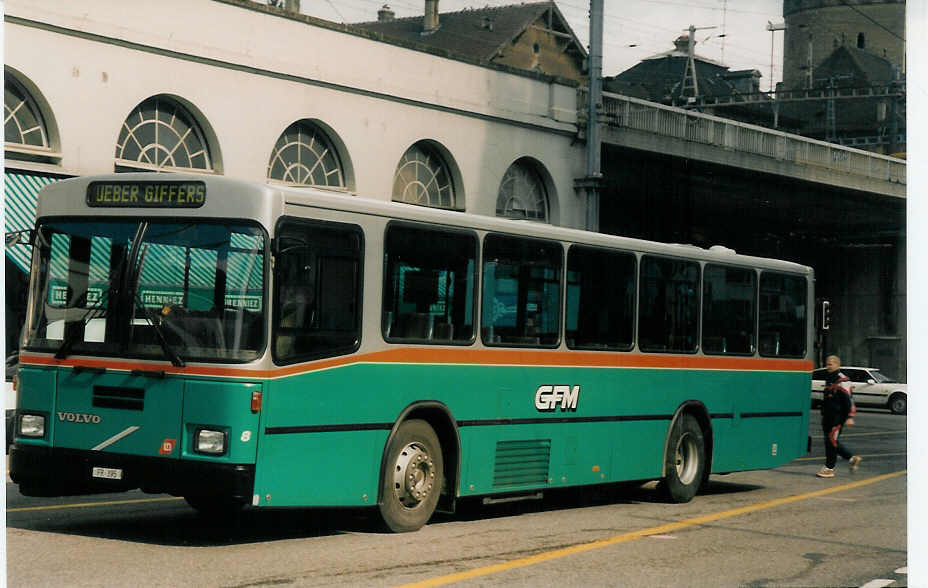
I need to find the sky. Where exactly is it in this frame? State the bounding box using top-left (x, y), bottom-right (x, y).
top-left (295, 0), bottom-right (786, 90)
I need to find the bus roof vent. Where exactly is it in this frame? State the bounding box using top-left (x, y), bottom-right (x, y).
top-left (709, 245), bottom-right (736, 254)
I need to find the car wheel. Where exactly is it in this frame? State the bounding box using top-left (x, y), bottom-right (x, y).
top-left (888, 392), bottom-right (907, 415)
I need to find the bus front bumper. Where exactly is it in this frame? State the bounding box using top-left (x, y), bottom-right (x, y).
top-left (9, 443), bottom-right (255, 500)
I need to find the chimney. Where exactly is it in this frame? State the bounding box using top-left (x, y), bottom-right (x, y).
top-left (378, 4), bottom-right (395, 22)
top-left (673, 35), bottom-right (691, 52)
top-left (423, 0), bottom-right (440, 34)
top-left (282, 0), bottom-right (300, 14)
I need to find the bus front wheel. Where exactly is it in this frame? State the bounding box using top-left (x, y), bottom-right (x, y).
top-left (379, 419), bottom-right (444, 533)
top-left (658, 414), bottom-right (705, 503)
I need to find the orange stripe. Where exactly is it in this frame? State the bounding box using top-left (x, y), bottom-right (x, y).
top-left (19, 349), bottom-right (812, 380)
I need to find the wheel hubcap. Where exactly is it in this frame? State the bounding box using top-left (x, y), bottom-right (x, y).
top-left (393, 442), bottom-right (435, 508)
top-left (674, 433), bottom-right (698, 485)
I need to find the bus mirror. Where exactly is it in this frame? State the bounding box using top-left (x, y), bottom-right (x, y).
top-left (820, 300), bottom-right (831, 331)
top-left (5, 229), bottom-right (33, 247)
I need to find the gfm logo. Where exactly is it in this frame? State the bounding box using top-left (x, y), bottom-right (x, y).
top-left (534, 385), bottom-right (580, 412)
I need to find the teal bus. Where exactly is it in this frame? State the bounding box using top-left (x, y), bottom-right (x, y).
top-left (10, 174), bottom-right (813, 532)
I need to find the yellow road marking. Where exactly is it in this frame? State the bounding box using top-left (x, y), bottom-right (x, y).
top-left (398, 470), bottom-right (907, 588)
top-left (8, 496), bottom-right (183, 513)
top-left (818, 430), bottom-right (906, 438)
top-left (793, 452), bottom-right (907, 462)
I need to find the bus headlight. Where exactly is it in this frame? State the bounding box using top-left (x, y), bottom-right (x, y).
top-left (19, 414), bottom-right (45, 438)
top-left (194, 428), bottom-right (227, 455)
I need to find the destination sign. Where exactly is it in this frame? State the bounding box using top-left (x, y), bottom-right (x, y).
top-left (87, 181), bottom-right (206, 208)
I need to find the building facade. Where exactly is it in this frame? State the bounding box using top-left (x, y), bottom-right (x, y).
top-left (4, 0), bottom-right (589, 355)
top-left (782, 0), bottom-right (905, 91)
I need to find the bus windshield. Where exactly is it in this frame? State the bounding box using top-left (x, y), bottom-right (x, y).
top-left (23, 219), bottom-right (266, 363)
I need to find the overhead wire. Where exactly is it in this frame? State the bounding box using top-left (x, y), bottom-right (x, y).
top-left (295, 0), bottom-right (789, 80)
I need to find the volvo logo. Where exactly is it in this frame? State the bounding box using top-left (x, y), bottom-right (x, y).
top-left (57, 412), bottom-right (102, 424)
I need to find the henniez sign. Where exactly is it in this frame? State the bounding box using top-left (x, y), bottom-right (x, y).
top-left (86, 181), bottom-right (206, 208)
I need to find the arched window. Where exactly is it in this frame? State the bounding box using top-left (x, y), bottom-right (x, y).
top-left (496, 159), bottom-right (549, 222)
top-left (267, 121), bottom-right (345, 188)
top-left (392, 142), bottom-right (457, 210)
top-left (5, 76), bottom-right (48, 149)
top-left (4, 72), bottom-right (60, 165)
top-left (115, 96), bottom-right (214, 172)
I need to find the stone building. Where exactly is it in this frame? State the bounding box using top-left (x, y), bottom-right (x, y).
top-left (3, 0), bottom-right (585, 354)
top-left (780, 0), bottom-right (905, 154)
top-left (602, 35), bottom-right (782, 128)
top-left (782, 0), bottom-right (905, 91)
top-left (355, 2), bottom-right (587, 82)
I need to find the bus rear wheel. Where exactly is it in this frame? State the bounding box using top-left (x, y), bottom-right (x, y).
top-left (658, 414), bottom-right (705, 503)
top-left (379, 419), bottom-right (443, 533)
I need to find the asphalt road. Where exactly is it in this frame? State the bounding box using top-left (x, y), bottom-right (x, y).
top-left (6, 408), bottom-right (907, 587)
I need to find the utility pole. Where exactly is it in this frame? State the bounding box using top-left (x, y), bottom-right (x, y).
top-left (582, 0), bottom-right (604, 232)
top-left (818, 74), bottom-right (852, 143)
top-left (807, 34), bottom-right (814, 89)
top-left (889, 65), bottom-right (900, 154)
top-left (826, 77), bottom-right (837, 142)
top-left (681, 25), bottom-right (716, 101)
top-left (766, 21), bottom-right (785, 93)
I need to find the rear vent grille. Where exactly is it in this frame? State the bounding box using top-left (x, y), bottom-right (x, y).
top-left (93, 386), bottom-right (144, 411)
top-left (493, 439), bottom-right (551, 488)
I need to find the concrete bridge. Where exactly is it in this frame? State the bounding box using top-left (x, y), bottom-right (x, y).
top-left (596, 92), bottom-right (905, 198)
top-left (591, 92), bottom-right (906, 379)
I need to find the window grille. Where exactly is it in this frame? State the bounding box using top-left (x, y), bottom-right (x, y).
top-left (115, 97), bottom-right (212, 172)
top-left (496, 159), bottom-right (548, 222)
top-left (392, 142), bottom-right (457, 209)
top-left (268, 121), bottom-right (344, 188)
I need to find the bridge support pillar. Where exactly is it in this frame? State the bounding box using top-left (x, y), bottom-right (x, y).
top-left (574, 176), bottom-right (603, 232)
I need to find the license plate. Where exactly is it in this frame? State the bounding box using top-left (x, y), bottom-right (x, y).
top-left (91, 467), bottom-right (123, 480)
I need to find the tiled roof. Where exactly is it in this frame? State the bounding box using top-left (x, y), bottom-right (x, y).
top-left (813, 45), bottom-right (897, 85)
top-left (353, 2), bottom-right (585, 63)
top-left (605, 54), bottom-right (739, 102)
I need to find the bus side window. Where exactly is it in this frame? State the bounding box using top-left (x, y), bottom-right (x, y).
top-left (273, 219), bottom-right (362, 364)
top-left (565, 245), bottom-right (635, 351)
top-left (481, 234), bottom-right (561, 348)
top-left (638, 256), bottom-right (700, 353)
top-left (758, 272), bottom-right (807, 358)
top-left (382, 224), bottom-right (477, 344)
top-left (702, 264), bottom-right (756, 356)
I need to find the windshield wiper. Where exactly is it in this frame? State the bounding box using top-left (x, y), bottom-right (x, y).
top-left (54, 222), bottom-right (145, 361)
top-left (129, 244), bottom-right (185, 368)
top-left (54, 292), bottom-right (109, 360)
top-left (133, 289), bottom-right (185, 368)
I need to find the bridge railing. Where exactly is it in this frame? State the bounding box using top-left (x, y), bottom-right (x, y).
top-left (593, 91), bottom-right (906, 186)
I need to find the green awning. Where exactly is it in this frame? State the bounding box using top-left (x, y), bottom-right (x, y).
top-left (4, 172), bottom-right (57, 273)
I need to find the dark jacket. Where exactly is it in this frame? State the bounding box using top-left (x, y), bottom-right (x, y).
top-left (821, 369), bottom-right (855, 427)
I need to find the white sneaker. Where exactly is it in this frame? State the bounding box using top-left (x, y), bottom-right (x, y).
top-left (849, 456), bottom-right (862, 473)
top-left (816, 467), bottom-right (835, 478)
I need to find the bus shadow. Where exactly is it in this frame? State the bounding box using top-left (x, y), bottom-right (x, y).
top-left (8, 479), bottom-right (766, 546)
top-left (7, 503), bottom-right (382, 546)
top-left (450, 478), bottom-right (764, 523)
